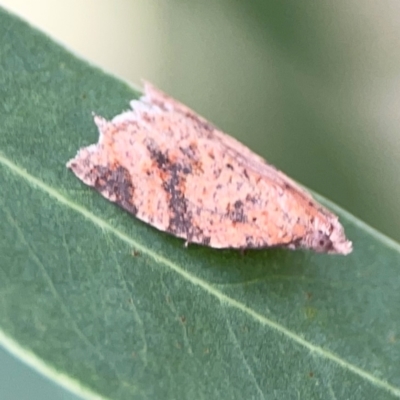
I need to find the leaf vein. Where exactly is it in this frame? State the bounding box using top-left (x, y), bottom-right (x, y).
top-left (160, 278), bottom-right (193, 355)
top-left (1, 154), bottom-right (400, 398)
top-left (105, 236), bottom-right (149, 367)
top-left (1, 197), bottom-right (106, 362)
top-left (226, 316), bottom-right (265, 400)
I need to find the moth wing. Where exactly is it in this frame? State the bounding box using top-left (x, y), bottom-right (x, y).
top-left (67, 82), bottom-right (351, 253)
top-left (141, 83), bottom-right (335, 249)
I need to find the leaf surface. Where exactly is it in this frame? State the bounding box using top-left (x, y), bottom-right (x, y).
top-left (0, 8), bottom-right (399, 400)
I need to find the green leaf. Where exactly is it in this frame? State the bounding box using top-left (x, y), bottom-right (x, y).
top-left (1, 8), bottom-right (400, 400)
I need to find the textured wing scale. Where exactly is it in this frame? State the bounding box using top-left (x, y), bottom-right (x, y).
top-left (67, 82), bottom-right (352, 254)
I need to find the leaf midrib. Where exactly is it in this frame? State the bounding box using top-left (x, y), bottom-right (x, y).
top-left (1, 152), bottom-right (399, 398)
top-left (0, 329), bottom-right (108, 400)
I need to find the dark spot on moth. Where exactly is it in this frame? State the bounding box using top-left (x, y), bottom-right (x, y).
top-left (182, 166), bottom-right (192, 175)
top-left (214, 169), bottom-right (222, 179)
top-left (150, 148), bottom-right (170, 170)
top-left (146, 145), bottom-right (190, 235)
top-left (228, 200), bottom-right (246, 223)
top-left (147, 145), bottom-right (209, 244)
top-left (316, 234), bottom-right (334, 252)
top-left (245, 194), bottom-right (258, 204)
top-left (163, 163), bottom-right (190, 235)
top-left (179, 145), bottom-right (197, 160)
top-left (245, 235), bottom-right (255, 247)
top-left (94, 165), bottom-right (137, 215)
top-left (202, 236), bottom-right (211, 245)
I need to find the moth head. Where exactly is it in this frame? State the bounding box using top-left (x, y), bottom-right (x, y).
top-left (305, 217), bottom-right (352, 255)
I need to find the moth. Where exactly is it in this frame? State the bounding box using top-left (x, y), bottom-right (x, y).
top-left (67, 82), bottom-right (352, 255)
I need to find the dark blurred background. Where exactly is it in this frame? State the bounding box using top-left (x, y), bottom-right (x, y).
top-left (3, 0), bottom-right (400, 242)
